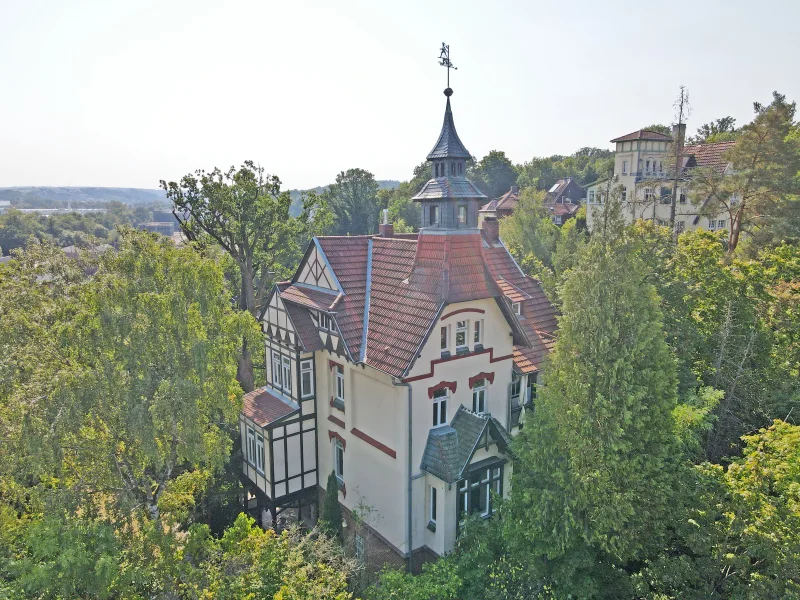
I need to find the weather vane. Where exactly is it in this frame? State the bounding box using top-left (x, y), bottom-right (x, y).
top-left (438, 43), bottom-right (457, 89)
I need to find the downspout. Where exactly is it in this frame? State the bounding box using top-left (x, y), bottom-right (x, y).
top-left (393, 378), bottom-right (413, 572)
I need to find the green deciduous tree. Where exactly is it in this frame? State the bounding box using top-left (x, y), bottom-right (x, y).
top-left (320, 471), bottom-right (343, 541)
top-left (689, 92), bottom-right (800, 255)
top-left (161, 160), bottom-right (323, 390)
top-left (470, 150), bottom-right (518, 199)
top-left (323, 168), bottom-right (382, 235)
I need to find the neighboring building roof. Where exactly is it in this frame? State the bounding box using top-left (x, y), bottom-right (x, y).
top-left (611, 129), bottom-right (673, 143)
top-left (479, 186), bottom-right (519, 213)
top-left (242, 387), bottom-right (299, 427)
top-left (545, 178), bottom-right (585, 205)
top-left (412, 177), bottom-right (486, 201)
top-left (682, 140), bottom-right (736, 174)
top-left (426, 94), bottom-right (472, 160)
top-left (279, 283), bottom-right (340, 311)
top-left (420, 406), bottom-right (512, 483)
top-left (544, 203), bottom-right (581, 217)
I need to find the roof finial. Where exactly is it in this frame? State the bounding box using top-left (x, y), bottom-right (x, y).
top-left (438, 42), bottom-right (456, 93)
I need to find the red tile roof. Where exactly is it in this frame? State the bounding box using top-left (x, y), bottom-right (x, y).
top-left (273, 228), bottom-right (557, 378)
top-left (279, 284), bottom-right (339, 311)
top-left (480, 188), bottom-right (519, 213)
top-left (682, 140), bottom-right (736, 174)
top-left (544, 203), bottom-right (581, 217)
top-left (283, 300), bottom-right (324, 352)
top-left (242, 387), bottom-right (298, 427)
top-left (611, 129), bottom-right (673, 143)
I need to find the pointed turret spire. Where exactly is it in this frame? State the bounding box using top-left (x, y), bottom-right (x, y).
top-left (426, 88), bottom-right (472, 160)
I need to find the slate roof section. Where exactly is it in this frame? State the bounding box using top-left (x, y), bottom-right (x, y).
top-left (426, 96), bottom-right (472, 160)
top-left (611, 129), bottom-right (673, 143)
top-left (482, 239), bottom-right (558, 373)
top-left (412, 177), bottom-right (486, 201)
top-left (682, 140), bottom-right (736, 174)
top-left (420, 406), bottom-right (512, 483)
top-left (242, 387), bottom-right (299, 427)
top-left (283, 300), bottom-right (324, 352)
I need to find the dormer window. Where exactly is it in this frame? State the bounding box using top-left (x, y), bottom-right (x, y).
top-left (512, 302), bottom-right (521, 316)
top-left (320, 313), bottom-right (333, 331)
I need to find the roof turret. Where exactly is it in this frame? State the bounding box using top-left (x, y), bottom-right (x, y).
top-left (426, 88), bottom-right (472, 160)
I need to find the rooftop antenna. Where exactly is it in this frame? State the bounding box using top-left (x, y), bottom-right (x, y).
top-left (438, 42), bottom-right (457, 90)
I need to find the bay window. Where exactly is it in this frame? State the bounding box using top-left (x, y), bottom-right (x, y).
top-left (458, 464), bottom-right (503, 523)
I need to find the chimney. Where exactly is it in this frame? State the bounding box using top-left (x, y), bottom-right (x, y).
top-left (378, 208), bottom-right (394, 237)
top-left (482, 217), bottom-right (499, 243)
top-left (510, 185), bottom-right (519, 195)
top-left (672, 123), bottom-right (686, 150)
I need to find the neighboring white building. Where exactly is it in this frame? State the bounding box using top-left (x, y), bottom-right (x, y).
top-left (240, 86), bottom-right (557, 571)
top-left (585, 127), bottom-right (736, 234)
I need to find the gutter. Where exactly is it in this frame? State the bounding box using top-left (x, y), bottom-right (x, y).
top-left (393, 378), bottom-right (413, 572)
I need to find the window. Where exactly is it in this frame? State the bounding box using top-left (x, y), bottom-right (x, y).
top-left (511, 371), bottom-right (521, 402)
top-left (708, 219), bottom-right (716, 230)
top-left (458, 162), bottom-right (463, 175)
top-left (432, 388), bottom-right (448, 427)
top-left (512, 302), bottom-right (521, 316)
top-left (440, 325), bottom-right (449, 351)
top-left (679, 193), bottom-right (687, 204)
top-left (435, 163), bottom-right (441, 177)
top-left (472, 379), bottom-right (487, 414)
top-left (589, 190), bottom-right (595, 203)
top-left (335, 365), bottom-right (345, 402)
top-left (646, 159), bottom-right (651, 173)
top-left (457, 205), bottom-right (467, 224)
top-left (320, 313), bottom-right (333, 331)
top-left (246, 426), bottom-right (256, 464)
top-left (429, 485), bottom-right (437, 525)
top-left (300, 359), bottom-right (314, 398)
top-left (334, 438), bottom-right (344, 482)
top-left (458, 465), bottom-right (503, 521)
top-left (621, 188), bottom-right (627, 203)
top-left (526, 372), bottom-right (537, 405)
top-left (473, 320), bottom-right (483, 344)
top-left (645, 190), bottom-right (654, 203)
top-left (718, 220), bottom-right (726, 229)
top-left (622, 160), bottom-right (628, 175)
top-left (553, 215), bottom-right (562, 225)
top-left (450, 162), bottom-right (456, 176)
top-left (271, 351), bottom-right (282, 388)
top-left (429, 205), bottom-right (439, 225)
top-left (455, 320), bottom-right (468, 350)
top-left (255, 433), bottom-right (265, 473)
top-left (281, 356), bottom-right (292, 393)
top-left (676, 220), bottom-right (685, 233)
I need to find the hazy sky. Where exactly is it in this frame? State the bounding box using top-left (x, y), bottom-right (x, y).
top-left (1, 0), bottom-right (798, 190)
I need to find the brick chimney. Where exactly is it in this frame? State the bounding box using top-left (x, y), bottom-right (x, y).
top-left (378, 208), bottom-right (394, 238)
top-left (482, 217), bottom-right (499, 243)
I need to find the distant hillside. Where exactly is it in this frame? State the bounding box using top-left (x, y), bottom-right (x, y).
top-left (0, 187), bottom-right (167, 209)
top-left (287, 180), bottom-right (400, 216)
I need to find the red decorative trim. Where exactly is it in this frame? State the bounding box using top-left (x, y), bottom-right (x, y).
top-left (328, 430), bottom-right (346, 449)
top-left (329, 360), bottom-right (342, 371)
top-left (428, 380), bottom-right (457, 399)
top-left (328, 415), bottom-right (345, 429)
top-left (440, 307), bottom-right (486, 321)
top-left (404, 347), bottom-right (514, 383)
top-left (330, 397), bottom-right (345, 412)
top-left (351, 428), bottom-right (397, 459)
top-left (469, 372), bottom-right (495, 387)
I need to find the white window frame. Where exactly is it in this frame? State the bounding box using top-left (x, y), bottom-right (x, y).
top-left (457, 204), bottom-right (467, 224)
top-left (472, 379), bottom-right (487, 414)
top-left (473, 319), bottom-right (483, 345)
top-left (589, 190), bottom-right (595, 203)
top-left (320, 313), bottom-right (333, 331)
top-left (334, 438), bottom-right (344, 482)
top-left (718, 220), bottom-right (726, 229)
top-left (335, 365), bottom-right (345, 402)
top-left (621, 188), bottom-right (627, 203)
top-left (622, 160), bottom-right (628, 175)
top-left (512, 302), bottom-right (521, 316)
top-left (440, 324), bottom-right (449, 351)
top-left (300, 359), bottom-right (314, 398)
top-left (355, 534), bottom-right (364, 561)
top-left (432, 388), bottom-right (448, 428)
top-left (455, 320), bottom-right (468, 350)
top-left (429, 204), bottom-right (439, 225)
top-left (281, 355), bottom-right (292, 393)
top-left (246, 426), bottom-right (256, 465)
top-left (708, 219), bottom-right (716, 230)
top-left (429, 485), bottom-right (437, 525)
top-left (271, 350), bottom-right (282, 388)
top-left (255, 433), bottom-right (265, 473)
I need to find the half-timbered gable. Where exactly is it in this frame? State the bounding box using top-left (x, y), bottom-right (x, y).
top-left (294, 239), bottom-right (342, 292)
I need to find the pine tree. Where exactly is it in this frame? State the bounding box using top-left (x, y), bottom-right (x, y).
top-left (508, 197), bottom-right (680, 593)
top-left (320, 471), bottom-right (343, 541)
